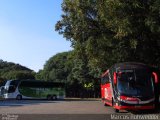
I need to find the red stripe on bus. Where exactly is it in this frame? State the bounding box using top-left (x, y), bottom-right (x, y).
top-left (114, 105), bottom-right (155, 110)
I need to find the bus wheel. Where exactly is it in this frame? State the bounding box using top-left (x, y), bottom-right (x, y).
top-left (112, 98), bottom-right (114, 106)
top-left (16, 95), bottom-right (22, 100)
top-left (52, 95), bottom-right (57, 100)
top-left (104, 103), bottom-right (108, 106)
top-left (47, 95), bottom-right (52, 100)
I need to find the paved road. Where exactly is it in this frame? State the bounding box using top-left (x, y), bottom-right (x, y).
top-left (0, 99), bottom-right (115, 114)
top-left (0, 99), bottom-right (160, 120)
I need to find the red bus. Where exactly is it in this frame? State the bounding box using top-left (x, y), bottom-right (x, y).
top-left (101, 62), bottom-right (159, 112)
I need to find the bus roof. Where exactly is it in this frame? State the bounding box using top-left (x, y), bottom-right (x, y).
top-left (113, 62), bottom-right (150, 70)
top-left (101, 62), bottom-right (151, 77)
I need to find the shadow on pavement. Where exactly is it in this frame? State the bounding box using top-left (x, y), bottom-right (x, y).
top-left (64, 98), bottom-right (101, 102)
top-left (0, 98), bottom-right (100, 107)
top-left (0, 99), bottom-right (60, 107)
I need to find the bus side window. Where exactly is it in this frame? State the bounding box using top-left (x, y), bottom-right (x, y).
top-left (8, 85), bottom-right (16, 93)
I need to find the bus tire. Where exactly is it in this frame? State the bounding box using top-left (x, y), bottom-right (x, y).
top-left (112, 98), bottom-right (119, 113)
top-left (16, 95), bottom-right (22, 100)
top-left (104, 102), bottom-right (108, 106)
top-left (112, 98), bottom-right (114, 106)
top-left (52, 95), bottom-right (57, 100)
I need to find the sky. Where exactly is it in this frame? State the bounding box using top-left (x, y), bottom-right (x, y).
top-left (0, 0), bottom-right (72, 72)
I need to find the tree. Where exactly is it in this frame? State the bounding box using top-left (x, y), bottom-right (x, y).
top-left (98, 0), bottom-right (160, 66)
top-left (2, 71), bottom-right (35, 80)
top-left (36, 51), bottom-right (100, 97)
top-left (36, 51), bottom-right (73, 82)
top-left (0, 59), bottom-right (35, 80)
top-left (55, 0), bottom-right (160, 97)
top-left (56, 0), bottom-right (160, 71)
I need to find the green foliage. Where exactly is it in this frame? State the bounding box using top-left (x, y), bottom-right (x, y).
top-left (36, 51), bottom-right (100, 97)
top-left (54, 0), bottom-right (160, 97)
top-left (0, 59), bottom-right (35, 81)
top-left (56, 0), bottom-right (160, 72)
top-left (36, 51), bottom-right (73, 82)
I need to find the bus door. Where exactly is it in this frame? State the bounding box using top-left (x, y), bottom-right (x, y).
top-left (104, 82), bottom-right (112, 102)
top-left (101, 73), bottom-right (112, 105)
top-left (0, 87), bottom-right (3, 97)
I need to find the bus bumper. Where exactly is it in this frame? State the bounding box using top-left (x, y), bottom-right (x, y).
top-left (114, 105), bottom-right (155, 110)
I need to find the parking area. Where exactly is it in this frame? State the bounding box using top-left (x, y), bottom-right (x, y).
top-left (0, 99), bottom-right (160, 120)
top-left (0, 99), bottom-right (114, 114)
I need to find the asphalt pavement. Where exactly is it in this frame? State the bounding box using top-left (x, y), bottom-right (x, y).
top-left (0, 99), bottom-right (160, 120)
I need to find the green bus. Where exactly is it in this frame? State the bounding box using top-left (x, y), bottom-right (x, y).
top-left (0, 80), bottom-right (65, 100)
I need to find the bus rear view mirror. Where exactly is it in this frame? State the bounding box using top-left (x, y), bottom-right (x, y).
top-left (114, 72), bottom-right (117, 85)
top-left (152, 72), bottom-right (158, 83)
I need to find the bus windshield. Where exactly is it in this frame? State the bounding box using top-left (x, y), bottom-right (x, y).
top-left (117, 69), bottom-right (154, 97)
